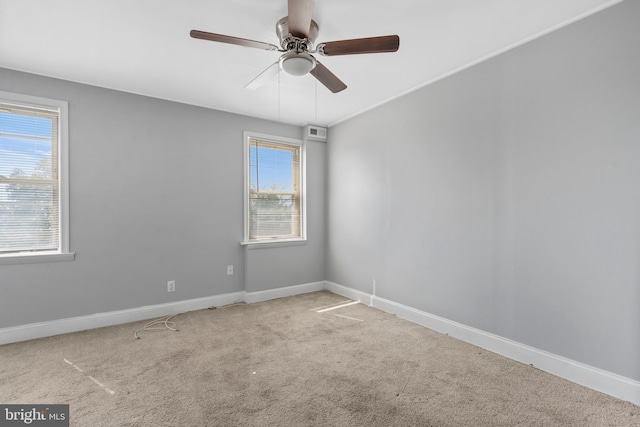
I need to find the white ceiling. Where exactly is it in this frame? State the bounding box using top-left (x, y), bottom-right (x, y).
top-left (0, 0), bottom-right (621, 127)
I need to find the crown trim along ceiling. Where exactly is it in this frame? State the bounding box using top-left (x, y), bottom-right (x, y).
top-left (0, 0), bottom-right (622, 126)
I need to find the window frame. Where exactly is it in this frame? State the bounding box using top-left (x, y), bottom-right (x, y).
top-left (0, 91), bottom-right (74, 265)
top-left (242, 131), bottom-right (306, 248)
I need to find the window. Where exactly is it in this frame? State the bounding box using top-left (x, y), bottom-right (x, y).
top-left (243, 132), bottom-right (305, 245)
top-left (0, 91), bottom-right (72, 264)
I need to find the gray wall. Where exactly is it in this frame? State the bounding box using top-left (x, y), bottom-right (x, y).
top-left (327, 1), bottom-right (640, 381)
top-left (0, 68), bottom-right (325, 328)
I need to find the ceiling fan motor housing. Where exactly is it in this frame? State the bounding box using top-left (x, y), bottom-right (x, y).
top-left (276, 17), bottom-right (319, 51)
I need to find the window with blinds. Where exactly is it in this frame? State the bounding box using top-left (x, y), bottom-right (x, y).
top-left (0, 101), bottom-right (61, 254)
top-left (244, 133), bottom-right (305, 243)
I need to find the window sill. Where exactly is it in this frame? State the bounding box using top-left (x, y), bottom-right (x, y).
top-left (0, 252), bottom-right (76, 266)
top-left (240, 239), bottom-right (307, 249)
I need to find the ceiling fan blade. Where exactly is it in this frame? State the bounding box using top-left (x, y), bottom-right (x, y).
top-left (318, 35), bottom-right (400, 56)
top-left (190, 30), bottom-right (279, 51)
top-left (310, 62), bottom-right (347, 93)
top-left (288, 0), bottom-right (315, 39)
top-left (245, 62), bottom-right (280, 90)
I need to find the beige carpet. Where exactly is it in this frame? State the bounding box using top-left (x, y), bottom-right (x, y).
top-left (0, 291), bottom-right (638, 426)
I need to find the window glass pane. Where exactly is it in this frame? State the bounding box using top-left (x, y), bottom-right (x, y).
top-left (0, 106), bottom-right (59, 254)
top-left (0, 112), bottom-right (54, 180)
top-left (247, 137), bottom-right (302, 241)
top-left (250, 144), bottom-right (295, 192)
top-left (0, 183), bottom-right (58, 251)
top-left (249, 193), bottom-right (300, 239)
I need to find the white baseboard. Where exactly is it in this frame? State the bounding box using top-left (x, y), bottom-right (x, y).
top-left (0, 281), bottom-right (326, 346)
top-left (244, 281), bottom-right (325, 304)
top-left (0, 291), bottom-right (245, 345)
top-left (326, 281), bottom-right (640, 406)
top-left (325, 281), bottom-right (373, 305)
top-left (3, 280), bottom-right (639, 407)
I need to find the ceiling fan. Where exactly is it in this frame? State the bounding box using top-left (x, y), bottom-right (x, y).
top-left (190, 0), bottom-right (399, 93)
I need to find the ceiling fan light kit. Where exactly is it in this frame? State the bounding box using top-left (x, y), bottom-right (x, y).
top-left (190, 0), bottom-right (399, 93)
top-left (280, 51), bottom-right (317, 76)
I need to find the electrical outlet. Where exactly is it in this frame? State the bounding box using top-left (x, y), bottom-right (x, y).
top-left (227, 265), bottom-right (234, 276)
top-left (167, 280), bottom-right (175, 292)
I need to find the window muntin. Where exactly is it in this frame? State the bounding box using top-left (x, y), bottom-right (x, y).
top-left (244, 133), bottom-right (305, 244)
top-left (0, 92), bottom-right (69, 260)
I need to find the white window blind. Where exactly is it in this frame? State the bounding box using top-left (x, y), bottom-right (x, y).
top-left (247, 135), bottom-right (303, 242)
top-left (0, 102), bottom-right (60, 254)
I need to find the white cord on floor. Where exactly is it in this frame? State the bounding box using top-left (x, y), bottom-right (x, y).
top-left (134, 314), bottom-right (179, 339)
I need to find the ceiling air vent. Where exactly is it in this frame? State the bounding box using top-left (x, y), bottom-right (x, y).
top-left (305, 125), bottom-right (327, 142)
